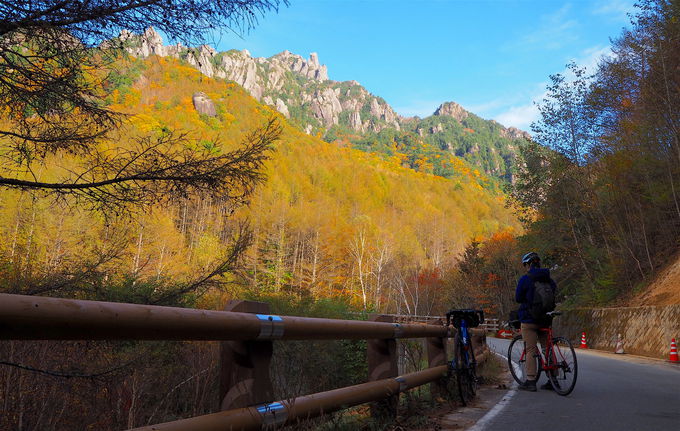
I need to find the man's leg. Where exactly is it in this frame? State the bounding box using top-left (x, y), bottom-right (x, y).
top-left (520, 323), bottom-right (539, 391)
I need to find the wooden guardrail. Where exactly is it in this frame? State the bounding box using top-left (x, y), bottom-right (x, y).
top-left (364, 313), bottom-right (501, 333)
top-left (482, 318), bottom-right (501, 332)
top-left (0, 294), bottom-right (489, 431)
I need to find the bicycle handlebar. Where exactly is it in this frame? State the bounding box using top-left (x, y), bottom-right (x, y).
top-left (445, 308), bottom-right (485, 327)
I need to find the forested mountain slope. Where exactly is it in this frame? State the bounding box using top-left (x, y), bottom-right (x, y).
top-left (0, 54), bottom-right (520, 313)
top-left (120, 29), bottom-right (529, 182)
top-left (632, 253), bottom-right (680, 306)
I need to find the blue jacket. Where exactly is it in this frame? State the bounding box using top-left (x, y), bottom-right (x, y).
top-left (515, 267), bottom-right (556, 324)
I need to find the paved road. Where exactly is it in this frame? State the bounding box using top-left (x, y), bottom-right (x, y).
top-left (481, 337), bottom-right (680, 431)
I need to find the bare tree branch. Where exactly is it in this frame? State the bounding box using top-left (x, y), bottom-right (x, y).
top-left (0, 0), bottom-right (285, 208)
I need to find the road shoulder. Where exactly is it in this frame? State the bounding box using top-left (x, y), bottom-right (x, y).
top-left (425, 354), bottom-right (516, 431)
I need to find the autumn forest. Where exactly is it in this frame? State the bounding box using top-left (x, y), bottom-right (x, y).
top-left (1, 0), bottom-right (679, 429)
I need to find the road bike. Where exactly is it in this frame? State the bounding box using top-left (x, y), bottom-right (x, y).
top-left (446, 308), bottom-right (484, 405)
top-left (507, 311), bottom-right (578, 395)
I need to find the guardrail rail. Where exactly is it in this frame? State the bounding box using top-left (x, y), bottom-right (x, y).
top-left (0, 293), bottom-right (490, 431)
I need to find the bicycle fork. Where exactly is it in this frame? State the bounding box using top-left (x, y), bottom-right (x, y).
top-left (459, 322), bottom-right (478, 382)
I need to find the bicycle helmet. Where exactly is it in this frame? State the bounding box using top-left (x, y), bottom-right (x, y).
top-left (521, 251), bottom-right (540, 265)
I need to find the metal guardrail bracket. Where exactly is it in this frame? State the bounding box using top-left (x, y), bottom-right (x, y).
top-left (256, 314), bottom-right (285, 340)
top-left (394, 377), bottom-right (407, 392)
top-left (256, 402), bottom-right (288, 426)
top-left (393, 323), bottom-right (403, 338)
top-left (220, 300), bottom-right (275, 412)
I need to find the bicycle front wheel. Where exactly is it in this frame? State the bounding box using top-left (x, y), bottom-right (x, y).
top-left (507, 334), bottom-right (541, 384)
top-left (454, 333), bottom-right (477, 405)
top-left (547, 336), bottom-right (578, 396)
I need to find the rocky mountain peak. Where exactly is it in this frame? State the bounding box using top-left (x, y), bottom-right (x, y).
top-left (118, 27), bottom-right (169, 57)
top-left (271, 50), bottom-right (328, 81)
top-left (434, 102), bottom-right (469, 122)
top-left (120, 29), bottom-right (330, 84)
top-left (502, 126), bottom-right (532, 141)
top-left (117, 29), bottom-right (403, 133)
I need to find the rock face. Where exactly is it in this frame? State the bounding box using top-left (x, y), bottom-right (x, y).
top-left (186, 45), bottom-right (218, 78)
top-left (430, 123), bottom-right (444, 134)
top-left (310, 88), bottom-right (343, 127)
top-left (120, 28), bottom-right (165, 57)
top-left (215, 49), bottom-right (264, 100)
top-left (502, 126), bottom-right (532, 141)
top-left (275, 99), bottom-right (290, 118)
top-left (192, 92), bottom-right (217, 117)
top-left (274, 50), bottom-right (328, 81)
top-left (120, 28), bottom-right (401, 134)
top-left (434, 102), bottom-right (469, 122)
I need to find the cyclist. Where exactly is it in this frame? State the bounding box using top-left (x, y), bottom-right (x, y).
top-left (515, 252), bottom-right (557, 392)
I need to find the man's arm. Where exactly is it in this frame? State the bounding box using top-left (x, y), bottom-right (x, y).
top-left (516, 275), bottom-right (528, 303)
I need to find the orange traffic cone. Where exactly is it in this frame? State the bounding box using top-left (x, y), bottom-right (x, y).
top-left (580, 332), bottom-right (588, 349)
top-left (670, 338), bottom-right (679, 362)
top-left (615, 334), bottom-right (624, 354)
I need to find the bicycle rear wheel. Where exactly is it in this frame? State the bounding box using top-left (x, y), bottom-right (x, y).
top-left (453, 333), bottom-right (477, 405)
top-left (547, 336), bottom-right (577, 396)
top-left (507, 334), bottom-right (541, 384)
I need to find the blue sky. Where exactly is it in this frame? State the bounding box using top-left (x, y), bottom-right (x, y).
top-left (209, 0), bottom-right (637, 131)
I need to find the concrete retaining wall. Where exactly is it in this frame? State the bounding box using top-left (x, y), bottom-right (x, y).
top-left (553, 305), bottom-right (680, 359)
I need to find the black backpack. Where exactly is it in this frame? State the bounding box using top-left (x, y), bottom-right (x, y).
top-left (528, 273), bottom-right (555, 320)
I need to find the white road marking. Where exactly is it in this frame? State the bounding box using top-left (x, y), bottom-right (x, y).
top-left (466, 349), bottom-right (518, 431)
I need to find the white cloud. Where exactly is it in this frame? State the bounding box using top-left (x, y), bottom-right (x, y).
top-left (494, 101), bottom-right (541, 131)
top-left (464, 99), bottom-right (509, 116)
top-left (393, 99), bottom-right (442, 118)
top-left (592, 0), bottom-right (636, 23)
top-left (468, 82), bottom-right (547, 132)
top-left (571, 45), bottom-right (614, 73)
top-left (507, 4), bottom-right (579, 51)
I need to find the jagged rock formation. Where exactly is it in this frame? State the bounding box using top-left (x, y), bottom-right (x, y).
top-left (119, 28), bottom-right (400, 134)
top-left (192, 92), bottom-right (216, 117)
top-left (434, 102), bottom-right (469, 122)
top-left (501, 126), bottom-right (532, 141)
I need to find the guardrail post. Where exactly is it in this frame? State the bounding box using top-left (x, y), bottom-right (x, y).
top-left (219, 300), bottom-right (274, 411)
top-left (368, 314), bottom-right (398, 420)
top-left (426, 319), bottom-right (448, 400)
top-left (470, 329), bottom-right (488, 362)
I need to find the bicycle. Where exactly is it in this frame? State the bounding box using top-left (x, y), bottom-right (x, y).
top-left (506, 311), bottom-right (578, 395)
top-left (446, 308), bottom-right (485, 405)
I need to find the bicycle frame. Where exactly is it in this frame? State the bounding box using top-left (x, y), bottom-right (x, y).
top-left (516, 326), bottom-right (560, 374)
top-left (454, 318), bottom-right (472, 370)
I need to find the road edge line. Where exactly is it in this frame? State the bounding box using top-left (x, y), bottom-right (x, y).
top-left (466, 351), bottom-right (518, 431)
